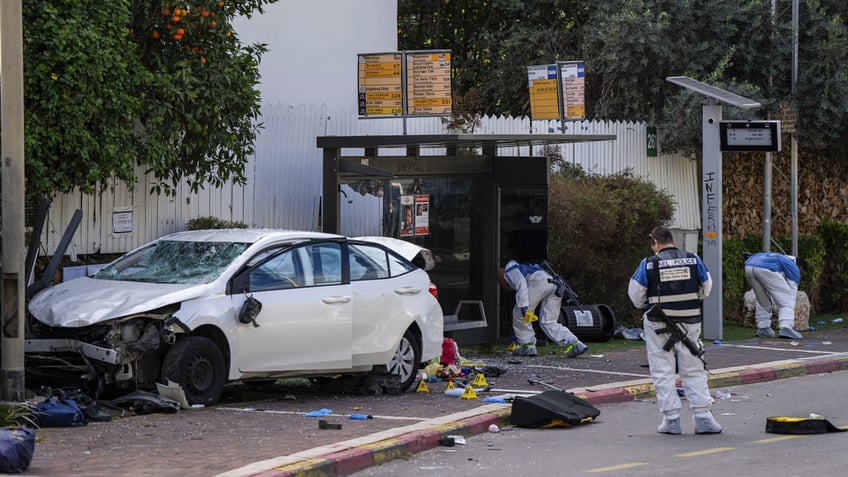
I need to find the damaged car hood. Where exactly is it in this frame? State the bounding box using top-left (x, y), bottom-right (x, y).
top-left (28, 277), bottom-right (203, 327)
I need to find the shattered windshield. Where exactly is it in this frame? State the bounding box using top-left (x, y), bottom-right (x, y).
top-left (93, 240), bottom-right (251, 284)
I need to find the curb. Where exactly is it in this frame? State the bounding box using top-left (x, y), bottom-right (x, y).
top-left (222, 354), bottom-right (848, 477)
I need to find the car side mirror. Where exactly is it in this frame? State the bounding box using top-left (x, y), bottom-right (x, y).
top-left (230, 269), bottom-right (250, 294)
top-left (239, 296), bottom-right (262, 327)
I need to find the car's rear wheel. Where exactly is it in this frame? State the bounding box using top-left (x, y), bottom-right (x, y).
top-left (161, 336), bottom-right (226, 406)
top-left (387, 329), bottom-right (421, 392)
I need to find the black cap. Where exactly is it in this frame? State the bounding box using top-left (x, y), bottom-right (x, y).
top-left (649, 226), bottom-right (674, 244)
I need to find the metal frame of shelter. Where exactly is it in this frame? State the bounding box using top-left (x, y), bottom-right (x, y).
top-left (317, 133), bottom-right (614, 344)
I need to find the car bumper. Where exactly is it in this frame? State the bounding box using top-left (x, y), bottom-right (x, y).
top-left (25, 338), bottom-right (123, 365)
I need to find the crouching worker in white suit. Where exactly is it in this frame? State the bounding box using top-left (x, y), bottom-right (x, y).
top-left (500, 259), bottom-right (588, 358)
top-left (744, 252), bottom-right (805, 340)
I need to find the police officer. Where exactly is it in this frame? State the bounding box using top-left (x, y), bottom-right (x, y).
top-left (628, 226), bottom-right (722, 435)
top-left (501, 258), bottom-right (588, 358)
top-left (744, 252), bottom-right (804, 339)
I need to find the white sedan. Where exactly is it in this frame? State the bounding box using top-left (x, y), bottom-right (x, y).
top-left (26, 229), bottom-right (444, 405)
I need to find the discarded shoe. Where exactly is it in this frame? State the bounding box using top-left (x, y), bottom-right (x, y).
top-left (657, 416), bottom-right (681, 435)
top-left (512, 344), bottom-right (537, 357)
top-left (756, 327), bottom-right (775, 338)
top-left (778, 327), bottom-right (803, 339)
top-left (694, 412), bottom-right (723, 434)
top-left (565, 342), bottom-right (588, 358)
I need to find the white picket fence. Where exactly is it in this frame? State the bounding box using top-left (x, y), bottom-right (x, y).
top-left (39, 104), bottom-right (700, 257)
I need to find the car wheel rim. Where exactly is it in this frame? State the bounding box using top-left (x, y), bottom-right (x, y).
top-left (186, 353), bottom-right (214, 393)
top-left (390, 337), bottom-right (415, 382)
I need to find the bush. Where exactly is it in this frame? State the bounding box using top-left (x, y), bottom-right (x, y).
top-left (547, 169), bottom-right (675, 327)
top-left (816, 220), bottom-right (848, 311)
top-left (185, 216), bottom-right (248, 230)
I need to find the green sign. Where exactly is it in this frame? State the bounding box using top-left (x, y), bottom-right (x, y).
top-left (646, 126), bottom-right (658, 157)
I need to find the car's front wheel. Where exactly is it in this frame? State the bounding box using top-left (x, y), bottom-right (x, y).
top-left (161, 336), bottom-right (226, 406)
top-left (387, 329), bottom-right (421, 392)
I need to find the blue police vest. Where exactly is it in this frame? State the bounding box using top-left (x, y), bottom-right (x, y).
top-left (646, 248), bottom-right (703, 323)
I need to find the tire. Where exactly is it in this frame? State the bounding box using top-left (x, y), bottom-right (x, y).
top-left (387, 329), bottom-right (421, 392)
top-left (161, 336), bottom-right (226, 406)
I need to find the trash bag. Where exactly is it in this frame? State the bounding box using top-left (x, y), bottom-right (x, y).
top-left (31, 397), bottom-right (87, 428)
top-left (0, 427), bottom-right (35, 473)
top-left (510, 390), bottom-right (600, 428)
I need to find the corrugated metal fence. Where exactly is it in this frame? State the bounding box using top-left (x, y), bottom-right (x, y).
top-left (39, 104), bottom-right (700, 256)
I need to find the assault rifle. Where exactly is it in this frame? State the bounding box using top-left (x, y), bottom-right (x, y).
top-left (540, 260), bottom-right (582, 310)
top-left (647, 303), bottom-right (707, 368)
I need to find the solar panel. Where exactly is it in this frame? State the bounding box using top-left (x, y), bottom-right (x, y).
top-left (666, 76), bottom-right (761, 109)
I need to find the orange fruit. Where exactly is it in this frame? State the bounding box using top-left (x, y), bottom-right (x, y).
top-left (176, 28), bottom-right (185, 35)
top-left (209, 21), bottom-right (216, 28)
top-left (151, 31), bottom-right (160, 39)
top-left (217, 1), bottom-right (225, 7)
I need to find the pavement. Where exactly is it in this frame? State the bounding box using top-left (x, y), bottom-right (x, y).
top-left (22, 326), bottom-right (848, 477)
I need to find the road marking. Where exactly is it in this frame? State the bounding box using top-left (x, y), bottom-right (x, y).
top-left (215, 407), bottom-right (428, 421)
top-left (585, 462), bottom-right (650, 473)
top-left (525, 363), bottom-right (650, 378)
top-left (720, 344), bottom-right (839, 355)
top-left (754, 435), bottom-right (804, 444)
top-left (675, 447), bottom-right (735, 457)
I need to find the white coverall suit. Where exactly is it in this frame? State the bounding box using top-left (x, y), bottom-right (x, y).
top-left (504, 260), bottom-right (579, 347)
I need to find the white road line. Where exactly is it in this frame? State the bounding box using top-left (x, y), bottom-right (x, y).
top-left (720, 344), bottom-right (839, 355)
top-left (215, 407), bottom-right (428, 421)
top-left (524, 363), bottom-right (650, 378)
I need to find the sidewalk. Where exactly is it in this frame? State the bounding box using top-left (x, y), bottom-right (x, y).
top-left (24, 327), bottom-right (848, 477)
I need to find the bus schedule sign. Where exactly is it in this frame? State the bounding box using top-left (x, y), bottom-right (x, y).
top-left (358, 50), bottom-right (451, 118)
top-left (358, 53), bottom-right (403, 117)
top-left (719, 120), bottom-right (781, 152)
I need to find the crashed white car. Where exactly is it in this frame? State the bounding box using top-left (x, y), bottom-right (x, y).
top-left (26, 229), bottom-right (444, 405)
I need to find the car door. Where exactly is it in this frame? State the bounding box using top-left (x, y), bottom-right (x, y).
top-left (236, 241), bottom-right (353, 373)
top-left (347, 242), bottom-right (421, 362)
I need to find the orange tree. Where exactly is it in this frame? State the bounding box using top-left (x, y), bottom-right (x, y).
top-left (22, 0), bottom-right (276, 199)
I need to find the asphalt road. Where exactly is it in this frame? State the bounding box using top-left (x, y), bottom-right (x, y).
top-left (352, 371), bottom-right (848, 476)
top-left (21, 327), bottom-right (848, 476)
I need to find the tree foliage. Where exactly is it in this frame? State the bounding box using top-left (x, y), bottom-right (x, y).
top-left (399, 0), bottom-right (848, 158)
top-left (547, 169), bottom-right (675, 325)
top-left (21, 0), bottom-right (275, 199)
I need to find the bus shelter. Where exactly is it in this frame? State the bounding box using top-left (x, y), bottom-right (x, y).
top-left (317, 134), bottom-right (614, 346)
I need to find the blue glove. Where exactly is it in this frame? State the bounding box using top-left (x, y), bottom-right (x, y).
top-left (521, 307), bottom-right (527, 316)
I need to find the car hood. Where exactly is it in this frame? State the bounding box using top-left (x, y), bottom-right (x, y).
top-left (27, 277), bottom-right (202, 328)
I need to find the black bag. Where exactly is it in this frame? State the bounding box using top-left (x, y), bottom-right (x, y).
top-left (0, 427), bottom-right (35, 473)
top-left (32, 397), bottom-right (87, 428)
top-left (511, 390), bottom-right (600, 428)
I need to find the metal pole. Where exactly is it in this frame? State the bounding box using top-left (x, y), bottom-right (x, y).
top-left (763, 152), bottom-right (772, 251)
top-left (701, 104), bottom-right (723, 341)
top-left (1, 0), bottom-right (28, 401)
top-left (791, 0), bottom-right (799, 256)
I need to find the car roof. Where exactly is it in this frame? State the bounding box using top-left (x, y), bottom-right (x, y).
top-left (160, 228), bottom-right (342, 244)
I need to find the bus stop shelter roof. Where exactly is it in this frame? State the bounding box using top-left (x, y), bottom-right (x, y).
top-left (316, 133), bottom-right (616, 150)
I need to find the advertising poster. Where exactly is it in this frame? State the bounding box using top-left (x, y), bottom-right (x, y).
top-left (414, 195), bottom-right (430, 236)
top-left (399, 195), bottom-right (415, 237)
top-left (399, 194), bottom-right (430, 237)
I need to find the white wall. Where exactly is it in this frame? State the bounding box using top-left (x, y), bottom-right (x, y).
top-left (232, 0), bottom-right (398, 109)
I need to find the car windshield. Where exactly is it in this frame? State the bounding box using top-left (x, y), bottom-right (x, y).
top-left (93, 240), bottom-right (251, 284)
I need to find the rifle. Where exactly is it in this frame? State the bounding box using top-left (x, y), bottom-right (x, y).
top-left (647, 303), bottom-right (707, 368)
top-left (540, 260), bottom-right (582, 310)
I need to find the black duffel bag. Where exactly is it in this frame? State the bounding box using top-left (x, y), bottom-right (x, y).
top-left (511, 390), bottom-right (600, 428)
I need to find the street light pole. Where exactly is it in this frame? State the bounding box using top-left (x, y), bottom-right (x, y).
top-left (1, 0), bottom-right (28, 401)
